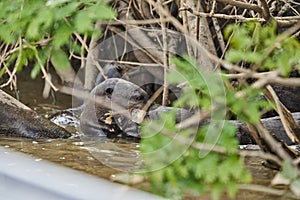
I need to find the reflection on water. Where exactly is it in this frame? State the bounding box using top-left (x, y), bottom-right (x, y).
top-left (81, 137), bottom-right (141, 172)
top-left (0, 135), bottom-right (141, 179)
top-left (0, 135), bottom-right (294, 200)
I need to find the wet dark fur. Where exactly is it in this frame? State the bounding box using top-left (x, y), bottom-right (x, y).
top-left (80, 78), bottom-right (148, 138)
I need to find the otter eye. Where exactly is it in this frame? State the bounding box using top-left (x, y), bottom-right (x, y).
top-left (134, 95), bottom-right (143, 101)
top-left (105, 87), bottom-right (113, 95)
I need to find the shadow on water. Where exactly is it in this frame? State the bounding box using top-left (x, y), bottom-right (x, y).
top-left (0, 71), bottom-right (295, 200)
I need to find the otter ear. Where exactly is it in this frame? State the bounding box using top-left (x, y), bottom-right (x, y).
top-left (105, 87), bottom-right (113, 98)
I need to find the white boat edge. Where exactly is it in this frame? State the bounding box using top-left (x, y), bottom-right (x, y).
top-left (0, 146), bottom-right (164, 200)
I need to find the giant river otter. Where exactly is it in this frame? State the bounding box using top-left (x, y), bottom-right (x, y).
top-left (80, 78), bottom-right (148, 138)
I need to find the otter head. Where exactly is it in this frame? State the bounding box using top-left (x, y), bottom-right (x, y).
top-left (80, 78), bottom-right (148, 138)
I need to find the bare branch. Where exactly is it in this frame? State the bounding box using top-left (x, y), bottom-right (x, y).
top-left (238, 184), bottom-right (300, 198)
top-left (215, 0), bottom-right (263, 15)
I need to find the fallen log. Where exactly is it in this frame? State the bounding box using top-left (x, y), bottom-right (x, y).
top-left (145, 105), bottom-right (299, 145)
top-left (234, 113), bottom-right (300, 145)
top-left (0, 89), bottom-right (71, 139)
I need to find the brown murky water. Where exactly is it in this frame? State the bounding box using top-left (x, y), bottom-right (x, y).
top-left (0, 136), bottom-right (139, 179)
top-left (0, 72), bottom-right (295, 200)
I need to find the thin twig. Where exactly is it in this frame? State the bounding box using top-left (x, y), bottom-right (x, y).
top-left (73, 32), bottom-right (90, 53)
top-left (159, 1), bottom-right (169, 106)
top-left (238, 184), bottom-right (298, 198)
top-left (142, 86), bottom-right (164, 112)
top-left (176, 111), bottom-right (209, 130)
top-left (179, 6), bottom-right (299, 25)
top-left (254, 121), bottom-right (295, 163)
top-left (225, 72), bottom-right (300, 87)
top-left (23, 40), bottom-right (58, 91)
top-left (259, 0), bottom-right (273, 22)
top-left (239, 150), bottom-right (282, 166)
top-left (215, 0), bottom-right (263, 15)
top-left (97, 59), bottom-right (161, 67)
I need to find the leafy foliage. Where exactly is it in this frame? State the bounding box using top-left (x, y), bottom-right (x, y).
top-left (2, 2), bottom-right (300, 199)
top-left (277, 161), bottom-right (300, 196)
top-left (0, 0), bottom-right (115, 79)
top-left (140, 21), bottom-right (300, 199)
top-left (140, 56), bottom-right (255, 199)
top-left (224, 20), bottom-right (300, 76)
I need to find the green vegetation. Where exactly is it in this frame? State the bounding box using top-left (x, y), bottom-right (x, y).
top-left (141, 56), bottom-right (254, 200)
top-left (1, 1), bottom-right (300, 199)
top-left (224, 21), bottom-right (300, 76)
top-left (0, 0), bottom-right (115, 79)
top-left (140, 21), bottom-right (300, 199)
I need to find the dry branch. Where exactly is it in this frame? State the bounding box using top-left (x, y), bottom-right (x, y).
top-left (264, 85), bottom-right (300, 143)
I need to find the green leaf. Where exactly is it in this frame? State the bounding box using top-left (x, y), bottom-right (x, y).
top-left (245, 102), bottom-right (261, 123)
top-left (38, 8), bottom-right (54, 30)
top-left (227, 181), bottom-right (238, 198)
top-left (211, 182), bottom-right (224, 200)
top-left (52, 25), bottom-right (73, 49)
top-left (26, 10), bottom-right (45, 39)
top-left (0, 67), bottom-right (7, 78)
top-left (86, 4), bottom-right (116, 20)
top-left (164, 168), bottom-right (177, 186)
top-left (176, 163), bottom-right (188, 178)
top-left (166, 70), bottom-right (186, 84)
top-left (282, 161), bottom-right (298, 180)
top-left (31, 63), bottom-right (41, 79)
top-left (225, 50), bottom-right (263, 64)
top-left (217, 123), bottom-right (238, 153)
top-left (50, 48), bottom-right (70, 72)
top-left (290, 179), bottom-right (300, 196)
top-left (16, 53), bottom-right (27, 72)
top-left (0, 24), bottom-right (17, 44)
top-left (54, 2), bottom-right (79, 20)
top-left (74, 11), bottom-right (93, 33)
